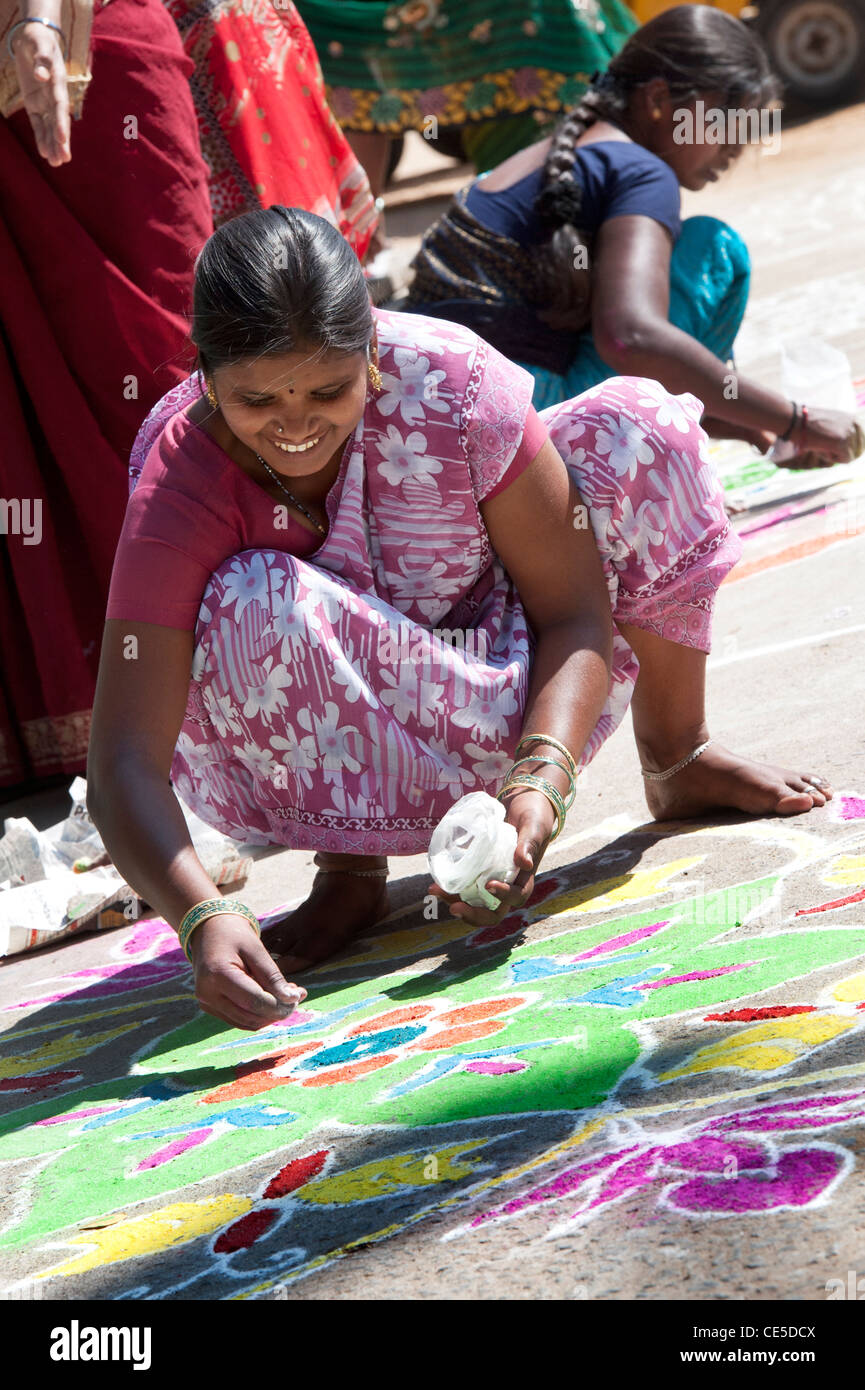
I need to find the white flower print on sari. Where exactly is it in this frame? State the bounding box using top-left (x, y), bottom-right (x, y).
top-left (235, 739), bottom-right (280, 782)
top-left (466, 745), bottom-right (514, 783)
top-left (269, 727), bottom-right (317, 791)
top-left (330, 644), bottom-right (380, 707)
top-left (383, 554), bottom-right (463, 607)
top-left (242, 655), bottom-right (293, 726)
top-left (377, 350), bottom-right (449, 425)
top-left (266, 583), bottom-right (324, 663)
top-left (221, 552), bottom-right (285, 618)
top-left (593, 412), bottom-right (656, 481)
top-left (376, 424), bottom-right (443, 488)
top-left (452, 683), bottom-right (519, 741)
top-left (609, 496), bottom-right (667, 572)
top-left (297, 701), bottom-right (362, 781)
top-left (379, 665), bottom-right (445, 728)
top-left (201, 683), bottom-right (243, 741)
top-left (637, 385), bottom-right (695, 435)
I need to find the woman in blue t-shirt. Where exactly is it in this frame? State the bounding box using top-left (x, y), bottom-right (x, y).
top-left (407, 5), bottom-right (858, 465)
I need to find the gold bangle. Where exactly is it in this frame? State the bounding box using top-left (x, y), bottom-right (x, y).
top-left (178, 898), bottom-right (260, 962)
top-left (515, 734), bottom-right (578, 782)
top-left (508, 755), bottom-right (576, 809)
top-left (497, 773), bottom-right (567, 840)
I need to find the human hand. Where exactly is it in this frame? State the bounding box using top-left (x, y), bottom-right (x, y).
top-left (788, 407), bottom-right (862, 468)
top-left (427, 788), bottom-right (557, 928)
top-left (700, 415), bottom-right (775, 454)
top-left (12, 21), bottom-right (71, 166)
top-left (189, 913), bottom-right (307, 1031)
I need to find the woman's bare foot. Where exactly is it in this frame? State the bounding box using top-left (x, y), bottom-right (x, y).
top-left (262, 854), bottom-right (389, 974)
top-left (640, 739), bottom-right (833, 822)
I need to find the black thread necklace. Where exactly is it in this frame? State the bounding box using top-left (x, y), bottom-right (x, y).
top-left (255, 452), bottom-right (327, 536)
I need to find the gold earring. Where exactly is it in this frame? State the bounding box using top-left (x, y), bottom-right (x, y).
top-left (205, 378), bottom-right (218, 408)
top-left (652, 108), bottom-right (661, 119)
top-left (368, 360), bottom-right (383, 391)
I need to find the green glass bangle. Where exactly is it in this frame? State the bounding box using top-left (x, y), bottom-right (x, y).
top-left (498, 775), bottom-right (566, 840)
top-left (508, 773), bottom-right (568, 826)
top-left (178, 898), bottom-right (261, 962)
top-left (515, 733), bottom-right (578, 781)
top-left (507, 755), bottom-right (576, 809)
top-left (497, 773), bottom-right (567, 840)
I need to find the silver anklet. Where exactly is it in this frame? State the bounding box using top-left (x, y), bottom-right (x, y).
top-left (313, 854), bottom-right (389, 878)
top-left (641, 739), bottom-right (711, 782)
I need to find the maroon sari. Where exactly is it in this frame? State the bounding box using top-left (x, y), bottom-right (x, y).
top-left (0, 0), bottom-right (213, 787)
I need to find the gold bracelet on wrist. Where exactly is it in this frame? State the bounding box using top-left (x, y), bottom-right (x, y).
top-left (178, 898), bottom-right (261, 963)
top-left (497, 773), bottom-right (567, 840)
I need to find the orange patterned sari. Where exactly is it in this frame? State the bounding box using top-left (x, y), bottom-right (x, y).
top-left (165, 0), bottom-right (379, 255)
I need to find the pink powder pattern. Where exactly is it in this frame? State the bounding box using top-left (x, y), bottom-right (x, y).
top-left (464, 1060), bottom-right (527, 1076)
top-left (135, 1127), bottom-right (214, 1171)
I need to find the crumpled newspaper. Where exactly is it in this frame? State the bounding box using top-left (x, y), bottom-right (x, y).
top-left (0, 778), bottom-right (253, 958)
top-left (428, 792), bottom-right (518, 910)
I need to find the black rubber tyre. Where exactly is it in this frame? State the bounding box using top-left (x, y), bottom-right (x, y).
top-left (757, 0), bottom-right (865, 105)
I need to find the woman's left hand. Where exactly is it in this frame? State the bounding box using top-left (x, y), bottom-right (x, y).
top-left (427, 789), bottom-right (557, 928)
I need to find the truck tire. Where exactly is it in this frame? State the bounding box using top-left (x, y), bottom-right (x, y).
top-left (758, 0), bottom-right (865, 104)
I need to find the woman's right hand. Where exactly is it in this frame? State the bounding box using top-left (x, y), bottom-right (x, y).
top-left (789, 406), bottom-right (861, 467)
top-left (189, 914), bottom-right (307, 1031)
top-left (12, 20), bottom-right (71, 166)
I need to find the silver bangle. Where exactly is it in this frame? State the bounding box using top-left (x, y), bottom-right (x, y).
top-left (641, 739), bottom-right (711, 782)
top-left (6, 17), bottom-right (69, 60)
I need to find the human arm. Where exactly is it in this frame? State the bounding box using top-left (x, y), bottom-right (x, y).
top-left (590, 215), bottom-right (856, 463)
top-left (433, 435), bottom-right (614, 926)
top-left (9, 0), bottom-right (71, 164)
top-left (87, 620), bottom-right (306, 1030)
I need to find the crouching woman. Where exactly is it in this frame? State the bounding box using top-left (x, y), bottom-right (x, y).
top-left (87, 207), bottom-right (832, 1032)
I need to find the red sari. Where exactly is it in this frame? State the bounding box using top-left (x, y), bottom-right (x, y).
top-left (164, 0), bottom-right (378, 256)
top-left (0, 0), bottom-right (213, 788)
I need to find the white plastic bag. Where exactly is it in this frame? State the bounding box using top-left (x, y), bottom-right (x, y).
top-left (428, 792), bottom-right (518, 910)
top-left (771, 337), bottom-right (856, 463)
top-left (0, 818), bottom-right (46, 888)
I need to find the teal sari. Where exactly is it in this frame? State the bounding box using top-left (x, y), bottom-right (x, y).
top-left (520, 216), bottom-right (752, 410)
